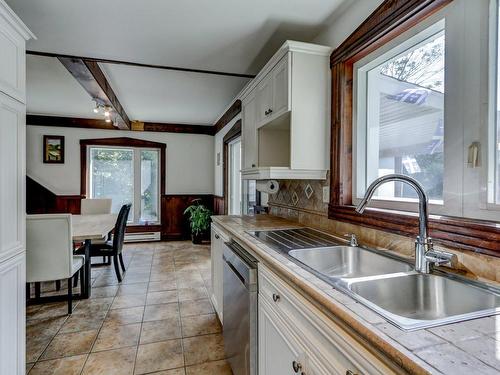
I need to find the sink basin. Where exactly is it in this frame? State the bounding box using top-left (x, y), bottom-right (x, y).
top-left (288, 246), bottom-right (412, 279)
top-left (349, 273), bottom-right (500, 330)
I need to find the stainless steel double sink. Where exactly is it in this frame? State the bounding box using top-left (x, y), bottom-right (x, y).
top-left (250, 228), bottom-right (500, 331)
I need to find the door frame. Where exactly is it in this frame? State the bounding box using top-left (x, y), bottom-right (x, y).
top-left (223, 120), bottom-right (242, 214)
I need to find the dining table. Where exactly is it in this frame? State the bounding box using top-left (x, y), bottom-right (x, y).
top-left (72, 213), bottom-right (117, 298)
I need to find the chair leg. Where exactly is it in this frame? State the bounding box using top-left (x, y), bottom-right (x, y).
top-left (107, 256), bottom-right (112, 266)
top-left (73, 272), bottom-right (79, 288)
top-left (79, 267), bottom-right (85, 294)
top-left (113, 255), bottom-right (122, 282)
top-left (119, 254), bottom-right (126, 272)
top-left (67, 277), bottom-right (73, 315)
top-left (55, 280), bottom-right (61, 291)
top-left (35, 282), bottom-right (41, 299)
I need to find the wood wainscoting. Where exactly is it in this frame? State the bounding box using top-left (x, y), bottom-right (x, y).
top-left (213, 196), bottom-right (225, 215)
top-left (27, 177), bottom-right (216, 240)
top-left (161, 194), bottom-right (214, 240)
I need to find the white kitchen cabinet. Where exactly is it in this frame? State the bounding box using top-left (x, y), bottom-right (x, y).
top-left (0, 92), bottom-right (25, 264)
top-left (242, 91), bottom-right (258, 170)
top-left (259, 296), bottom-right (309, 375)
top-left (259, 264), bottom-right (398, 375)
top-left (0, 3), bottom-right (33, 375)
top-left (210, 224), bottom-right (228, 322)
top-left (0, 253), bottom-right (25, 375)
top-left (239, 41), bottom-right (332, 180)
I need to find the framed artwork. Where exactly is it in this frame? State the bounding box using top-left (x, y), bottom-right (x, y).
top-left (43, 135), bottom-right (65, 164)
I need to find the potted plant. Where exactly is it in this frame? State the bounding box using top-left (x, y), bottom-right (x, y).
top-left (184, 200), bottom-right (212, 244)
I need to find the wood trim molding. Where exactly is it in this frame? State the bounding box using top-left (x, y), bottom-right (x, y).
top-left (327, 0), bottom-right (500, 256)
top-left (27, 115), bottom-right (216, 135)
top-left (79, 137), bottom-right (166, 197)
top-left (223, 119), bottom-right (242, 214)
top-left (58, 57), bottom-right (130, 130)
top-left (28, 50), bottom-right (256, 79)
top-left (214, 100), bottom-right (242, 134)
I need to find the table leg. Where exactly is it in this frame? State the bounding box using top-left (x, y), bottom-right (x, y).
top-left (83, 239), bottom-right (92, 298)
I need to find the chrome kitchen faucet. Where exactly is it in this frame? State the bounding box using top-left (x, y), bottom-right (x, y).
top-left (355, 174), bottom-right (456, 273)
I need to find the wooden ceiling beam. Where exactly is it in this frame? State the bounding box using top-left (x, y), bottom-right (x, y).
top-left (27, 115), bottom-right (215, 135)
top-left (28, 50), bottom-right (256, 79)
top-left (214, 99), bottom-right (242, 134)
top-left (57, 56), bottom-right (131, 130)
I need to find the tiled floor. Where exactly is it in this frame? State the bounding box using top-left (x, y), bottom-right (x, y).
top-left (26, 241), bottom-right (233, 375)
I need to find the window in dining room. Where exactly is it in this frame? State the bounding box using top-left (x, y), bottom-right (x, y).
top-left (88, 146), bottom-right (160, 224)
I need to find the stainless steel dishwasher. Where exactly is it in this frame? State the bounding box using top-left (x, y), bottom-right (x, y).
top-left (223, 241), bottom-right (258, 375)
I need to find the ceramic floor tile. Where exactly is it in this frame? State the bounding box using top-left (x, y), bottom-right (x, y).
top-left (181, 314), bottom-right (221, 338)
top-left (143, 303), bottom-right (180, 322)
top-left (185, 359), bottom-right (232, 375)
top-left (26, 336), bottom-right (52, 363)
top-left (59, 312), bottom-right (107, 333)
top-left (146, 291), bottom-right (178, 305)
top-left (82, 347), bottom-right (136, 375)
top-left (104, 306), bottom-right (145, 327)
top-left (111, 295), bottom-right (147, 310)
top-left (140, 318), bottom-right (182, 344)
top-left (148, 280), bottom-right (177, 292)
top-left (178, 287), bottom-right (208, 302)
top-left (90, 286), bottom-right (119, 299)
top-left (27, 316), bottom-right (67, 339)
top-left (116, 282), bottom-right (149, 296)
top-left (135, 340), bottom-right (184, 374)
top-left (182, 333), bottom-right (225, 366)
top-left (93, 323), bottom-right (141, 352)
top-left (40, 329), bottom-right (98, 360)
top-left (28, 354), bottom-right (87, 375)
top-left (179, 299), bottom-right (214, 317)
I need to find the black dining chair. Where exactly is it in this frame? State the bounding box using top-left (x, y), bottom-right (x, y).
top-left (76, 203), bottom-right (131, 282)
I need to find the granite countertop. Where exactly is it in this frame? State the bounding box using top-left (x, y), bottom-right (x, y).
top-left (212, 215), bottom-right (500, 375)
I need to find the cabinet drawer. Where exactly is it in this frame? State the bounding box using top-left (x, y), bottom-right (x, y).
top-left (259, 265), bottom-right (397, 375)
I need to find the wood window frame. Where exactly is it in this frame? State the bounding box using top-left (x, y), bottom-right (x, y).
top-left (328, 0), bottom-right (500, 257)
top-left (80, 137), bottom-right (166, 228)
top-left (223, 119), bottom-right (242, 214)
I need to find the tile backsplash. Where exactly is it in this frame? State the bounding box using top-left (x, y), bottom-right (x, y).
top-left (268, 178), bottom-right (328, 214)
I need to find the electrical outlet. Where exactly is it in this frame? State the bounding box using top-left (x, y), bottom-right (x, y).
top-left (322, 186), bottom-right (329, 203)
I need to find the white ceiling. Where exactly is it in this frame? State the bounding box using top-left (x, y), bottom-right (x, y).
top-left (10, 0), bottom-right (347, 124)
top-left (26, 55), bottom-right (102, 119)
top-left (99, 63), bottom-right (249, 124)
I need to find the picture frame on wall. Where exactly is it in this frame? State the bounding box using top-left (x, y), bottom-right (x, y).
top-left (43, 135), bottom-right (65, 164)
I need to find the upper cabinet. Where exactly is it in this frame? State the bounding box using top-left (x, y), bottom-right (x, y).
top-left (0, 2), bottom-right (35, 103)
top-left (240, 41), bottom-right (332, 180)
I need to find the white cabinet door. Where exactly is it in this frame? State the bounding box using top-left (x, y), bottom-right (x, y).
top-left (0, 19), bottom-right (26, 103)
top-left (210, 226), bottom-right (225, 322)
top-left (0, 252), bottom-right (25, 375)
top-left (255, 73), bottom-right (273, 127)
top-left (271, 55), bottom-right (290, 119)
top-left (259, 297), bottom-right (307, 375)
top-left (0, 92), bottom-right (25, 264)
top-left (242, 92), bottom-right (258, 169)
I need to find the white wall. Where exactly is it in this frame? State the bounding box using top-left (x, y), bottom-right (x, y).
top-left (27, 125), bottom-right (214, 195)
top-left (213, 114), bottom-right (241, 196)
top-left (313, 0), bottom-right (384, 47)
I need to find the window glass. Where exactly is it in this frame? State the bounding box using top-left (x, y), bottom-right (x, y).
top-left (495, 0), bottom-right (500, 204)
top-left (90, 147), bottom-right (134, 218)
top-left (229, 139), bottom-right (242, 215)
top-left (140, 150), bottom-right (159, 223)
top-left (360, 26), bottom-right (445, 203)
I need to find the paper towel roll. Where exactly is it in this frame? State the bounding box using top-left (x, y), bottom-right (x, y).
top-left (256, 180), bottom-right (279, 194)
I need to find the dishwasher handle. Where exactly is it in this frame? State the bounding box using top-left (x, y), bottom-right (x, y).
top-left (223, 242), bottom-right (257, 290)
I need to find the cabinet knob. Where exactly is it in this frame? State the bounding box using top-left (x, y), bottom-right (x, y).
top-left (268, 108), bottom-right (273, 114)
top-left (272, 293), bottom-right (280, 302)
top-left (215, 234), bottom-right (220, 240)
top-left (292, 360), bottom-right (302, 373)
top-left (251, 164), bottom-right (256, 168)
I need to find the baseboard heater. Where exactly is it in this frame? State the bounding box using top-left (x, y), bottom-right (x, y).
top-left (124, 232), bottom-right (161, 243)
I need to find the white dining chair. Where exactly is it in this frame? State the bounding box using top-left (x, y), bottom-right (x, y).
top-left (80, 198), bottom-right (112, 215)
top-left (26, 214), bottom-right (86, 314)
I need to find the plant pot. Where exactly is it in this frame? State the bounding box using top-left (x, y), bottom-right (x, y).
top-left (191, 233), bottom-right (203, 244)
